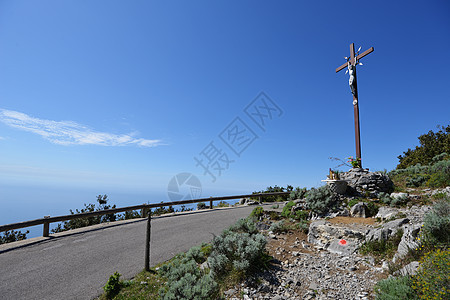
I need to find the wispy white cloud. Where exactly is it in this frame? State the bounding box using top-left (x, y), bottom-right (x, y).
top-left (0, 109), bottom-right (162, 147)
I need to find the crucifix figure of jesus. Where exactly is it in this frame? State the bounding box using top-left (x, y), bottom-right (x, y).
top-left (336, 43), bottom-right (374, 168)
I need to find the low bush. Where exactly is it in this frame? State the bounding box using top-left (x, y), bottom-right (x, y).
top-left (288, 187), bottom-right (307, 201)
top-left (118, 210), bottom-right (141, 220)
top-left (305, 185), bottom-right (337, 214)
top-left (296, 220), bottom-right (309, 233)
top-left (422, 197), bottom-right (450, 246)
top-left (104, 272), bottom-right (122, 299)
top-left (207, 218), bottom-right (269, 282)
top-left (366, 201), bottom-right (379, 217)
top-left (293, 210), bottom-right (309, 221)
top-left (412, 249), bottom-right (449, 299)
top-left (374, 275), bottom-right (415, 300)
top-left (228, 217), bottom-right (259, 235)
top-left (390, 152), bottom-right (449, 189)
top-left (250, 206), bottom-right (264, 219)
top-left (348, 198), bottom-right (361, 208)
top-left (197, 202), bottom-right (207, 210)
top-left (378, 192), bottom-right (408, 207)
top-left (406, 174), bottom-right (430, 187)
top-left (269, 220), bottom-right (289, 234)
top-left (216, 201), bottom-right (229, 208)
top-left (251, 185), bottom-right (293, 202)
top-left (268, 210), bottom-right (280, 220)
top-left (281, 201), bottom-right (295, 218)
top-left (159, 253), bottom-right (217, 300)
top-left (360, 229), bottom-right (403, 260)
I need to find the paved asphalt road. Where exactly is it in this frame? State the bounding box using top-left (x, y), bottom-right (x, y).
top-left (0, 204), bottom-right (264, 300)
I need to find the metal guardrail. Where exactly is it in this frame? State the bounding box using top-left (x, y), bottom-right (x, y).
top-left (0, 192), bottom-right (290, 237)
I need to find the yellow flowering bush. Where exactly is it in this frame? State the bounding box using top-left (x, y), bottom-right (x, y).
top-left (412, 249), bottom-right (449, 300)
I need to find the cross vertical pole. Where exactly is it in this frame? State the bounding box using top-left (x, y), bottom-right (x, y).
top-left (349, 43), bottom-right (362, 167)
top-left (336, 43), bottom-right (374, 169)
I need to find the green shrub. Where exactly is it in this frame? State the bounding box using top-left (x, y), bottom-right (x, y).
top-left (159, 254), bottom-right (218, 300)
top-left (268, 210), bottom-right (280, 220)
top-left (412, 249), bottom-right (449, 299)
top-left (0, 230), bottom-right (29, 245)
top-left (366, 201), bottom-right (379, 217)
top-left (426, 172), bottom-right (450, 188)
top-left (118, 210), bottom-right (141, 220)
top-left (281, 201), bottom-right (295, 218)
top-left (391, 149), bottom-right (449, 189)
top-left (185, 245), bottom-right (207, 264)
top-left (104, 272), bottom-right (122, 299)
top-left (200, 243), bottom-right (213, 257)
top-left (207, 225), bottom-right (267, 279)
top-left (296, 220), bottom-right (309, 234)
top-left (406, 174), bottom-right (430, 187)
top-left (52, 195), bottom-right (117, 233)
top-left (294, 210), bottom-right (309, 221)
top-left (305, 185), bottom-right (336, 214)
top-left (432, 192), bottom-right (447, 200)
top-left (374, 275), bottom-right (415, 300)
top-left (216, 201), bottom-right (229, 208)
top-left (269, 220), bottom-right (289, 234)
top-left (422, 198), bottom-right (450, 246)
top-left (251, 185), bottom-right (293, 202)
top-left (197, 202), bottom-right (207, 210)
top-left (379, 192), bottom-right (408, 207)
top-left (288, 187), bottom-right (307, 201)
top-left (348, 198), bottom-right (360, 208)
top-left (250, 206), bottom-right (264, 219)
top-left (228, 218), bottom-right (259, 235)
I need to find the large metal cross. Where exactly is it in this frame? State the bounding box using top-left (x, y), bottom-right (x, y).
top-left (336, 43), bottom-right (374, 168)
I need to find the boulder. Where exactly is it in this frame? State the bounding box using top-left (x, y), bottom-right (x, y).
top-left (390, 192), bottom-right (409, 200)
top-left (307, 220), bottom-right (366, 254)
top-left (393, 223), bottom-right (422, 263)
top-left (365, 218), bottom-right (409, 242)
top-left (327, 238), bottom-right (359, 255)
top-left (350, 202), bottom-right (368, 218)
top-left (375, 206), bottom-right (400, 221)
top-left (394, 261), bottom-right (420, 276)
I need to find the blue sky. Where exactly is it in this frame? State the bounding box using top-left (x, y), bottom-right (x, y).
top-left (1, 1), bottom-right (449, 227)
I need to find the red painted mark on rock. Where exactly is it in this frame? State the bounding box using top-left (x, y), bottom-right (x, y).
top-left (339, 239), bottom-right (347, 245)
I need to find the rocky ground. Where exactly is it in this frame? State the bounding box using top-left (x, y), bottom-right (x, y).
top-left (223, 185), bottom-right (450, 300)
top-left (224, 220), bottom-right (386, 300)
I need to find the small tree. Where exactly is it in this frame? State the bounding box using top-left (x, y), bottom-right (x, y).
top-left (0, 230), bottom-right (29, 245)
top-left (397, 125), bottom-right (449, 169)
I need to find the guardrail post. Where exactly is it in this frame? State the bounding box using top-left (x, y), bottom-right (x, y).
top-left (144, 211), bottom-right (151, 271)
top-left (43, 216), bottom-right (50, 237)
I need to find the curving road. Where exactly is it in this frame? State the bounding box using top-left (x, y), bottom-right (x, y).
top-left (0, 204), bottom-right (263, 300)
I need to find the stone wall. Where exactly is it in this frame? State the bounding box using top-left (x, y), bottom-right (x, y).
top-left (339, 168), bottom-right (394, 196)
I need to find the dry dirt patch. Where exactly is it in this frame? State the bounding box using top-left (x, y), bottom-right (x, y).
top-left (327, 216), bottom-right (379, 226)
